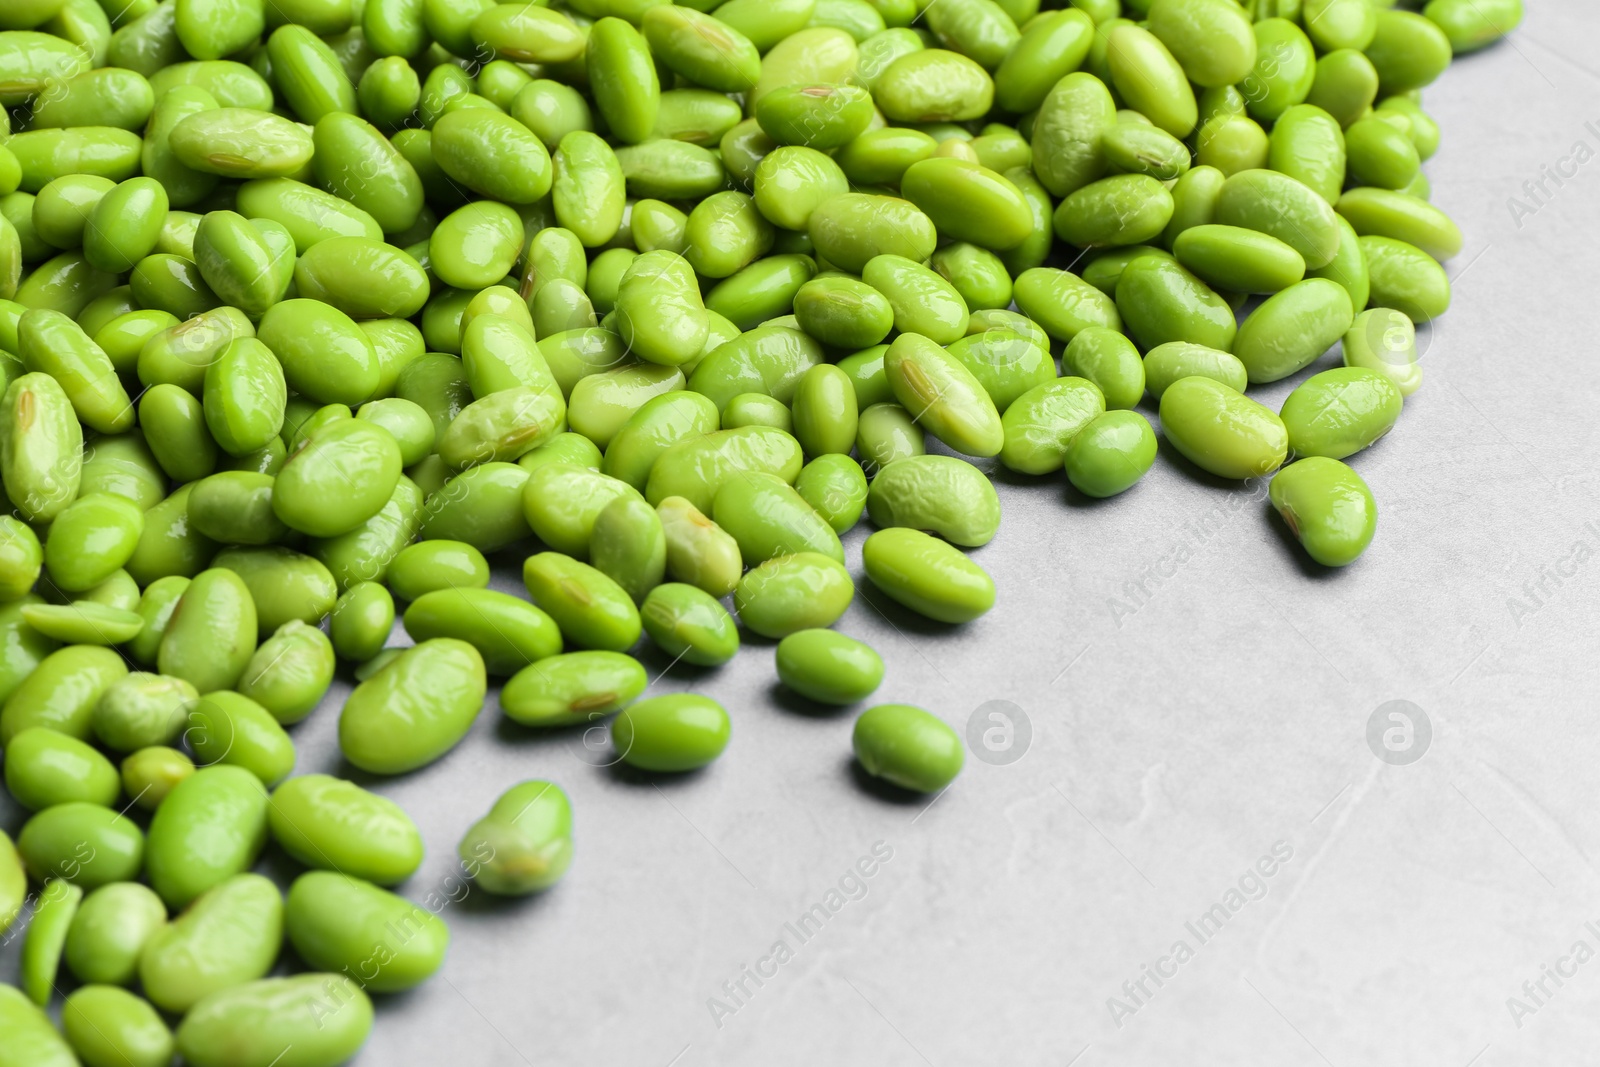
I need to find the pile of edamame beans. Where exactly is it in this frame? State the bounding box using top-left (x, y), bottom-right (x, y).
top-left (0, 0), bottom-right (1520, 1060)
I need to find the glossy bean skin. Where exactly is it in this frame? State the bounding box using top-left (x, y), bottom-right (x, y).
top-left (185, 689), bottom-right (296, 786)
top-left (1143, 342), bottom-right (1248, 400)
top-left (589, 495), bottom-right (667, 605)
top-left (1114, 255), bottom-right (1236, 353)
top-left (286, 871), bottom-right (447, 992)
top-left (21, 878), bottom-right (82, 1005)
top-left (862, 527), bottom-right (995, 624)
top-left (144, 764), bottom-right (268, 907)
top-left (1, 372), bottom-right (83, 524)
top-left (61, 985), bottom-right (174, 1067)
top-left (612, 693), bottom-right (730, 772)
top-left (852, 703), bottom-right (963, 792)
top-left (1337, 187), bottom-right (1462, 262)
top-left (1064, 410), bottom-right (1159, 498)
top-left (1159, 376), bottom-right (1288, 480)
top-left (884, 332), bottom-right (1003, 458)
top-left (1269, 456), bottom-right (1377, 566)
top-left (417, 464), bottom-right (534, 553)
top-left (1011, 267), bottom-right (1121, 344)
top-left (119, 746), bottom-right (194, 812)
top-left (867, 454), bottom-right (1003, 546)
top-left (459, 779), bottom-right (572, 894)
top-left (657, 496), bottom-right (743, 598)
top-left (1342, 307), bottom-right (1421, 395)
top-left (268, 774), bottom-right (423, 885)
top-left (1061, 327), bottom-right (1143, 410)
top-left (404, 587), bottom-right (562, 675)
top-left (3, 726), bottom-right (120, 810)
top-left (339, 638), bottom-right (486, 774)
top-left (1214, 169), bottom-right (1340, 270)
top-left (19, 800), bottom-right (144, 887)
top-left (64, 881), bottom-right (166, 986)
top-left (38, 494), bottom-right (142, 587)
top-left (734, 551), bottom-right (854, 638)
top-left (1172, 224), bottom-right (1306, 295)
top-left (522, 552), bottom-right (642, 651)
top-left (1280, 367), bottom-right (1403, 460)
top-left (603, 392), bottom-right (719, 492)
top-left (500, 650), bottom-right (647, 728)
top-left (139, 872), bottom-right (283, 1013)
top-left (3, 980), bottom-right (77, 1064)
top-left (1, 643), bottom-right (127, 744)
top-left (645, 426), bottom-right (804, 513)
top-left (775, 628), bottom-right (883, 705)
top-left (1424, 0), bottom-right (1521, 53)
top-left (1359, 235), bottom-right (1451, 323)
top-left (713, 471), bottom-right (843, 566)
top-left (998, 377), bottom-right (1106, 477)
top-left (157, 568), bottom-right (255, 695)
top-left (175, 974), bottom-right (374, 1067)
top-left (857, 399), bottom-right (921, 467)
top-left (640, 583), bottom-right (740, 667)
top-left (1232, 278), bottom-right (1355, 384)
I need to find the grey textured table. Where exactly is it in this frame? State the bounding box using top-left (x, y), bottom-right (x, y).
top-left (9, 6), bottom-right (1600, 1064)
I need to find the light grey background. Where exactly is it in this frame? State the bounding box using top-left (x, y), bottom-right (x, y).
top-left (9, 5), bottom-right (1600, 1064)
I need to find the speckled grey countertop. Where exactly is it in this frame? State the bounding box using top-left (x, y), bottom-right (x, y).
top-left (7, 6), bottom-right (1600, 1065)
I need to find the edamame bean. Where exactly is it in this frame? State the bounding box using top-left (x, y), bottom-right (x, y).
top-left (4, 726), bottom-right (120, 810)
top-left (734, 551), bottom-right (854, 638)
top-left (1214, 169), bottom-right (1341, 270)
top-left (1064, 410), bottom-right (1158, 497)
top-left (640, 583), bottom-right (739, 666)
top-left (61, 985), bottom-right (174, 1067)
top-left (1, 643), bottom-right (127, 744)
top-left (19, 801), bottom-right (144, 887)
top-left (21, 878), bottom-right (82, 1004)
top-left (176, 974), bottom-right (373, 1067)
top-left (1280, 367), bottom-right (1403, 459)
top-left (268, 774), bottom-right (423, 885)
top-left (774, 629), bottom-right (883, 705)
top-left (863, 527), bottom-right (994, 624)
top-left (792, 454), bottom-right (866, 534)
top-left (1233, 277), bottom-right (1355, 384)
top-left (185, 689), bottom-right (295, 785)
top-left (1172, 224), bottom-right (1306, 295)
top-left (139, 872), bottom-right (282, 1013)
top-left (119, 746), bottom-right (193, 811)
top-left (612, 693), bottom-right (730, 772)
top-left (1360, 235), bottom-right (1451, 323)
top-left (1, 372), bottom-right (83, 523)
top-left (459, 779), bottom-right (572, 894)
top-left (1143, 341), bottom-right (1248, 400)
top-left (1158, 376), bottom-right (1288, 479)
top-left (63, 881), bottom-right (166, 987)
top-left (852, 703), bottom-right (962, 792)
top-left (884, 332), bottom-right (1002, 458)
top-left (1343, 307), bottom-right (1421, 395)
top-left (339, 638), bottom-right (486, 774)
top-left (388, 538), bottom-right (491, 600)
top-left (144, 764), bottom-right (267, 906)
top-left (286, 871), bottom-right (448, 992)
top-left (1270, 456), bottom-right (1378, 566)
top-left (404, 587), bottom-right (562, 674)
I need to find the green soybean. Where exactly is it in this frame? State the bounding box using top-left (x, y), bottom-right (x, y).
top-left (1269, 456), bottom-right (1377, 567)
top-left (1158, 375), bottom-right (1288, 479)
top-left (852, 703), bottom-right (963, 792)
top-left (612, 692), bottom-right (730, 772)
top-left (338, 638), bottom-right (486, 774)
top-left (459, 779), bottom-right (573, 894)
